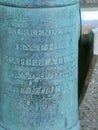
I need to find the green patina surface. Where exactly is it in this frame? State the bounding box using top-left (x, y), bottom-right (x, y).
top-left (0, 1), bottom-right (80, 130)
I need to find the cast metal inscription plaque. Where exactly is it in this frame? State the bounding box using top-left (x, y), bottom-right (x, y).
top-left (0, 1), bottom-right (80, 130)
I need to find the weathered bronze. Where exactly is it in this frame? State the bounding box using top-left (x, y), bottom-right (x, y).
top-left (0, 0), bottom-right (80, 130)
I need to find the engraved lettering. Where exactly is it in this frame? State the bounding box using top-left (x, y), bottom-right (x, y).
top-left (15, 41), bottom-right (67, 52)
top-left (8, 25), bottom-right (75, 37)
top-left (4, 55), bottom-right (67, 67)
top-left (8, 69), bottom-right (66, 80)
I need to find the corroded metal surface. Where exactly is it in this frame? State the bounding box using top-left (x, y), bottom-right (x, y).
top-left (0, 0), bottom-right (79, 7)
top-left (0, 1), bottom-right (80, 130)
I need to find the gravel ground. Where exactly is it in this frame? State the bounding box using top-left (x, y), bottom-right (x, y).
top-left (81, 0), bottom-right (98, 4)
top-left (79, 56), bottom-right (98, 130)
top-left (80, 0), bottom-right (98, 8)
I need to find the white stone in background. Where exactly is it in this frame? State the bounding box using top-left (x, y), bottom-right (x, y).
top-left (92, 28), bottom-right (98, 55)
top-left (81, 11), bottom-right (98, 35)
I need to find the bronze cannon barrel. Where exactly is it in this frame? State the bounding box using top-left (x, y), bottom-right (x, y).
top-left (0, 1), bottom-right (80, 130)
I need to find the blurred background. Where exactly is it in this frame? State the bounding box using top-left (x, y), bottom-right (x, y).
top-left (79, 0), bottom-right (98, 129)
